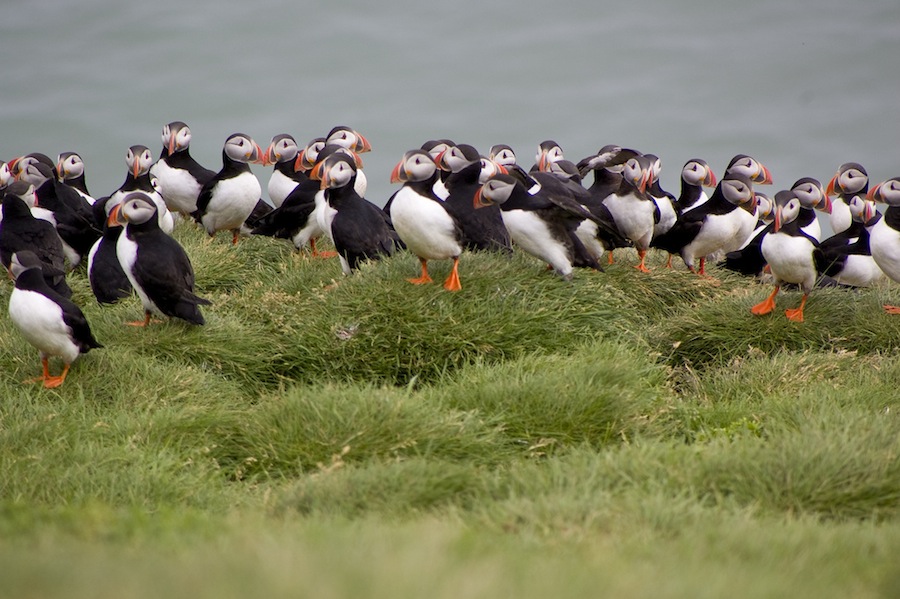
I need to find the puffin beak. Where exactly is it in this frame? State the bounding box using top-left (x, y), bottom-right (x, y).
top-left (168, 135), bottom-right (177, 155)
top-left (825, 174), bottom-right (838, 197)
top-left (741, 192), bottom-right (757, 213)
top-left (864, 201), bottom-right (876, 223)
top-left (820, 192), bottom-right (833, 213)
top-left (261, 143), bottom-right (275, 167)
top-left (107, 203), bottom-right (124, 227)
top-left (56, 159), bottom-right (65, 176)
top-left (355, 133), bottom-right (372, 153)
top-left (132, 158), bottom-right (142, 179)
top-left (8, 157), bottom-right (21, 179)
top-left (473, 187), bottom-right (486, 209)
top-left (433, 150), bottom-right (448, 171)
top-left (318, 170), bottom-right (330, 190)
top-left (758, 165), bottom-right (773, 185)
top-left (773, 206), bottom-right (783, 232)
top-left (638, 170), bottom-right (650, 194)
top-left (704, 168), bottom-right (717, 188)
top-left (537, 150), bottom-right (549, 172)
top-left (350, 150), bottom-right (364, 169)
top-left (866, 183), bottom-right (881, 202)
top-left (496, 163), bottom-right (508, 175)
top-left (294, 150), bottom-right (308, 173)
top-left (251, 142), bottom-right (264, 165)
top-left (389, 160), bottom-right (405, 184)
top-left (309, 161), bottom-right (323, 181)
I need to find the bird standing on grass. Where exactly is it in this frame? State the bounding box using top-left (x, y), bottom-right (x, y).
top-left (866, 176), bottom-right (900, 313)
top-left (8, 250), bottom-right (102, 388)
top-left (193, 133), bottom-right (265, 244)
top-left (111, 192), bottom-right (210, 326)
top-left (388, 149), bottom-right (463, 291)
top-left (151, 121), bottom-right (217, 217)
top-left (751, 190), bottom-right (821, 322)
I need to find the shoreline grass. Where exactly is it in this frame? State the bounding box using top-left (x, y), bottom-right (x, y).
top-left (2, 227), bottom-right (899, 598)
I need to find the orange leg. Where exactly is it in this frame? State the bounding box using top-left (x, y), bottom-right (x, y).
top-left (751, 286), bottom-right (779, 316)
top-left (698, 257), bottom-right (706, 276)
top-left (607, 252), bottom-right (615, 266)
top-left (634, 249), bottom-right (651, 273)
top-left (883, 305), bottom-right (900, 315)
top-left (23, 356), bottom-right (53, 385)
top-left (665, 254), bottom-right (673, 269)
top-left (126, 311), bottom-right (154, 327)
top-left (231, 230), bottom-right (241, 245)
top-left (442, 257), bottom-right (462, 292)
top-left (407, 258), bottom-right (433, 285)
top-left (310, 237), bottom-right (338, 259)
top-left (43, 363), bottom-right (71, 389)
top-left (784, 294), bottom-right (808, 322)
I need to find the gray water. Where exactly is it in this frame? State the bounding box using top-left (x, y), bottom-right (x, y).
top-left (1, 0), bottom-right (898, 210)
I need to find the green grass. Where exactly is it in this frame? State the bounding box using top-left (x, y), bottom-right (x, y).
top-left (2, 230), bottom-right (900, 598)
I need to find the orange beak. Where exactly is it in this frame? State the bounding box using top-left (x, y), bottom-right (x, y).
top-left (262, 142), bottom-right (276, 167)
top-left (864, 201), bottom-right (876, 223)
top-left (132, 158), bottom-right (142, 179)
top-left (866, 183), bottom-right (881, 202)
top-left (537, 150), bottom-right (549, 172)
top-left (355, 133), bottom-right (372, 153)
top-left (107, 203), bottom-right (123, 227)
top-left (759, 165), bottom-right (773, 185)
top-left (773, 206), bottom-right (782, 232)
top-left (704, 168), bottom-right (717, 188)
top-left (389, 160), bottom-right (404, 184)
top-left (309, 161), bottom-right (323, 181)
top-left (473, 187), bottom-right (485, 209)
top-left (820, 190), bottom-right (833, 213)
top-left (825, 174), bottom-right (838, 197)
top-left (251, 142), bottom-right (264, 165)
top-left (168, 134), bottom-right (177, 156)
top-left (294, 150), bottom-right (308, 173)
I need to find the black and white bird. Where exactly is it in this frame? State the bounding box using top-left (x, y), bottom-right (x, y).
top-left (433, 143), bottom-right (512, 253)
top-left (388, 149), bottom-right (463, 291)
top-left (192, 133), bottom-right (264, 244)
top-left (720, 192), bottom-right (775, 277)
top-left (150, 121), bottom-right (216, 216)
top-left (14, 155), bottom-right (100, 268)
top-left (815, 195), bottom-right (884, 288)
top-left (673, 158), bottom-right (718, 214)
top-left (8, 250), bottom-right (102, 388)
top-left (56, 152), bottom-right (95, 205)
top-left (724, 154), bottom-right (773, 186)
top-left (263, 134), bottom-right (304, 208)
top-left (531, 140), bottom-right (565, 172)
top-left (111, 192), bottom-right (211, 326)
top-left (309, 152), bottom-right (396, 275)
top-left (652, 173), bottom-right (757, 275)
top-left (86, 196), bottom-right (132, 305)
top-left (866, 176), bottom-right (900, 313)
top-left (825, 162), bottom-right (868, 235)
top-left (751, 190), bottom-right (821, 322)
top-left (107, 144), bottom-right (174, 234)
top-left (0, 190), bottom-right (71, 298)
top-left (325, 125), bottom-right (371, 197)
top-left (602, 154), bottom-right (657, 272)
top-left (474, 172), bottom-right (619, 279)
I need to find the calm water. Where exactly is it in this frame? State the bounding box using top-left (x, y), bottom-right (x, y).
top-left (1, 0), bottom-right (898, 213)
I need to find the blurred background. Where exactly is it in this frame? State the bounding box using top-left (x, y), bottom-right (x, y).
top-left (1, 0), bottom-right (897, 208)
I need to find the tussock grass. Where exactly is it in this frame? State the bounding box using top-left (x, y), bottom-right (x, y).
top-left (4, 225), bottom-right (900, 598)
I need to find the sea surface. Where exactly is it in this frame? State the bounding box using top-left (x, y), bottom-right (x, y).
top-left (1, 0), bottom-right (898, 215)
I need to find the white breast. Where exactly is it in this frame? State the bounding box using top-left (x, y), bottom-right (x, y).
top-left (267, 170), bottom-right (298, 208)
top-left (390, 188), bottom-right (461, 260)
top-left (833, 254), bottom-right (885, 288)
top-left (152, 160), bottom-right (204, 215)
top-left (116, 230), bottom-right (160, 316)
top-left (761, 231), bottom-right (817, 290)
top-left (9, 288), bottom-right (80, 364)
top-left (501, 209), bottom-right (572, 278)
top-left (869, 219), bottom-right (900, 283)
top-left (603, 193), bottom-right (655, 250)
top-left (201, 173), bottom-right (261, 235)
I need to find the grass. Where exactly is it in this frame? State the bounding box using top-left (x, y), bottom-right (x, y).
top-left (2, 229), bottom-right (900, 598)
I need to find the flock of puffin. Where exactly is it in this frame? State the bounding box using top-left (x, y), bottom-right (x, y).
top-left (2, 121), bottom-right (900, 388)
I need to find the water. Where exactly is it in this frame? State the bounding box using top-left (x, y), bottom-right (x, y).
top-left (1, 0), bottom-right (898, 214)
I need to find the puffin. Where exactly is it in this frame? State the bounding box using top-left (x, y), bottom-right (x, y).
top-left (652, 173), bottom-right (757, 275)
top-left (576, 144), bottom-right (642, 203)
top-left (150, 121), bottom-right (216, 216)
top-left (309, 152), bottom-right (396, 275)
top-left (790, 177), bottom-right (830, 242)
top-left (531, 140), bottom-right (565, 172)
top-left (720, 192), bottom-right (775, 277)
top-left (56, 152), bottom-right (95, 205)
top-left (192, 133), bottom-right (265, 244)
top-left (434, 143), bottom-right (512, 253)
top-left (388, 149), bottom-right (463, 291)
top-left (488, 144), bottom-right (518, 169)
top-left (14, 155), bottom-right (100, 267)
top-left (825, 162), bottom-right (868, 235)
top-left (474, 172), bottom-right (617, 279)
top-left (865, 176), bottom-right (900, 313)
top-left (673, 158), bottom-right (718, 214)
top-left (601, 154), bottom-right (657, 272)
top-left (263, 134), bottom-right (304, 208)
top-left (644, 154), bottom-right (678, 240)
top-left (7, 250), bottom-right (102, 388)
top-left (107, 144), bottom-right (175, 233)
top-left (0, 190), bottom-right (72, 298)
top-left (724, 154), bottom-right (774, 186)
top-left (421, 139), bottom-right (457, 199)
top-left (251, 137), bottom-right (337, 257)
top-left (86, 196), bottom-right (133, 305)
top-left (815, 195), bottom-right (884, 288)
top-left (751, 190), bottom-right (821, 322)
top-left (325, 125), bottom-right (371, 197)
top-left (111, 192), bottom-right (211, 326)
